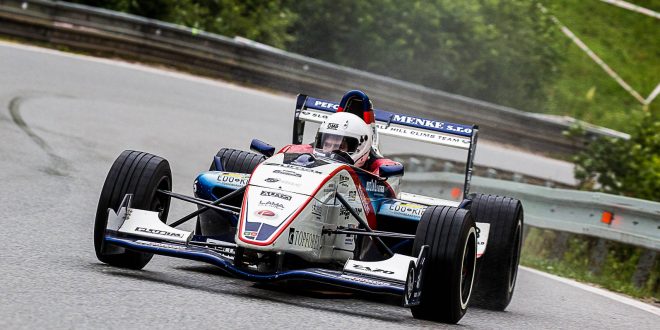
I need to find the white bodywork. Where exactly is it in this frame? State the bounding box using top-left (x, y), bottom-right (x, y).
top-left (235, 153), bottom-right (369, 263)
top-left (108, 200), bottom-right (193, 244)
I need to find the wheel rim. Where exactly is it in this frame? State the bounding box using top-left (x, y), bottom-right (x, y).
top-left (460, 227), bottom-right (477, 309)
top-left (508, 216), bottom-right (523, 292)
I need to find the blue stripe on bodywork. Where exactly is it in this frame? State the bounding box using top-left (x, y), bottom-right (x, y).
top-left (255, 223), bottom-right (277, 240)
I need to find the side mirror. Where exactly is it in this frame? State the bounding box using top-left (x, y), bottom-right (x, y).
top-left (250, 139), bottom-right (275, 157)
top-left (379, 163), bottom-right (404, 178)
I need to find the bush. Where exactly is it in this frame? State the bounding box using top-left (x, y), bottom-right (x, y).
top-left (574, 112), bottom-right (660, 202)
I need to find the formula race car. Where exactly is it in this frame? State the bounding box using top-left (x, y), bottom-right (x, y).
top-left (93, 91), bottom-right (524, 324)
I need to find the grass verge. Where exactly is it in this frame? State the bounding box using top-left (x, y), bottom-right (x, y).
top-left (521, 227), bottom-right (659, 303)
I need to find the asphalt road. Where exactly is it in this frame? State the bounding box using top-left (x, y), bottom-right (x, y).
top-left (0, 41), bottom-right (657, 329)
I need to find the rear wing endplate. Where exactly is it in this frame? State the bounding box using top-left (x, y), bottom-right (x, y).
top-left (292, 94), bottom-right (479, 198)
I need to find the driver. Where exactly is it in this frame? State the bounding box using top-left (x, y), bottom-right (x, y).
top-left (279, 90), bottom-right (402, 175)
top-left (313, 112), bottom-right (372, 167)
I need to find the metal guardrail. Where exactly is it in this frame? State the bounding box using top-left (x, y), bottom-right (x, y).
top-left (0, 0), bottom-right (629, 157)
top-left (402, 172), bottom-right (660, 251)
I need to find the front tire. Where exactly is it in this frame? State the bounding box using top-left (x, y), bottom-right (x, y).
top-left (94, 150), bottom-right (172, 270)
top-left (411, 206), bottom-right (477, 324)
top-left (468, 194), bottom-right (523, 311)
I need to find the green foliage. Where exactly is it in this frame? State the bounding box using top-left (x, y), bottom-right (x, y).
top-left (522, 228), bottom-right (659, 300)
top-left (285, 0), bottom-right (562, 112)
top-left (542, 0), bottom-right (659, 131)
top-left (69, 0), bottom-right (296, 48)
top-left (574, 112), bottom-right (660, 201)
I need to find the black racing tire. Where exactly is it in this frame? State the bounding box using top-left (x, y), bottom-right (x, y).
top-left (411, 206), bottom-right (477, 324)
top-left (196, 148), bottom-right (265, 235)
top-left (209, 148), bottom-right (266, 172)
top-left (94, 150), bottom-right (172, 270)
top-left (468, 193), bottom-right (523, 311)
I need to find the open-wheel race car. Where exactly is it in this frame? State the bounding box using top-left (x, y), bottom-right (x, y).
top-left (93, 91), bottom-right (524, 324)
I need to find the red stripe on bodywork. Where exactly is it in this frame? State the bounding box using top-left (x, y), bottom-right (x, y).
top-left (346, 168), bottom-right (378, 229)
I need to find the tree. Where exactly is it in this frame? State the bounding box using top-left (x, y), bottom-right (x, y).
top-left (284, 0), bottom-right (562, 112)
top-left (69, 0), bottom-right (296, 48)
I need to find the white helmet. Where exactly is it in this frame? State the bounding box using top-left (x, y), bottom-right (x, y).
top-left (314, 112), bottom-right (372, 167)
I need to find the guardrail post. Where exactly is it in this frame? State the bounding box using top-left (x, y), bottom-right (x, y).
top-left (632, 249), bottom-right (657, 289)
top-left (589, 238), bottom-right (609, 275)
top-left (522, 224), bottom-right (531, 244)
top-left (443, 161), bottom-right (454, 173)
top-left (551, 231), bottom-right (571, 260)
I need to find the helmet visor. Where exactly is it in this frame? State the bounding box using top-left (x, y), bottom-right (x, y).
top-left (314, 133), bottom-right (359, 154)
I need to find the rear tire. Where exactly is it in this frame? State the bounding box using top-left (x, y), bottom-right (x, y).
top-left (411, 206), bottom-right (477, 324)
top-left (468, 193), bottom-right (523, 311)
top-left (209, 148), bottom-right (265, 172)
top-left (94, 150), bottom-right (172, 270)
top-left (196, 148), bottom-right (265, 235)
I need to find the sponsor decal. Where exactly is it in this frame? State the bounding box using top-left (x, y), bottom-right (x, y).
top-left (288, 228), bottom-right (321, 249)
top-left (339, 205), bottom-right (362, 220)
top-left (313, 100), bottom-right (340, 110)
top-left (322, 182), bottom-right (336, 194)
top-left (265, 176), bottom-right (299, 187)
top-left (391, 115), bottom-right (473, 134)
top-left (273, 169), bottom-right (302, 177)
top-left (256, 209), bottom-right (276, 217)
top-left (311, 202), bottom-right (322, 216)
top-left (356, 187), bottom-right (372, 217)
top-left (343, 120), bottom-right (349, 129)
top-left (375, 123), bottom-right (469, 145)
top-left (267, 163), bottom-right (322, 174)
top-left (344, 224), bottom-right (356, 245)
top-left (204, 239), bottom-right (235, 255)
top-left (347, 191), bottom-right (357, 202)
top-left (217, 172), bottom-right (249, 187)
top-left (260, 191), bottom-right (292, 201)
top-left (366, 180), bottom-right (385, 193)
top-left (339, 174), bottom-right (350, 188)
top-left (344, 223), bottom-right (357, 245)
top-left (388, 203), bottom-right (426, 217)
top-left (352, 264), bottom-right (395, 275)
top-left (243, 231), bottom-right (258, 239)
top-left (327, 123), bottom-right (339, 130)
top-left (259, 200), bottom-right (285, 210)
top-left (301, 110), bottom-right (330, 120)
top-left (135, 227), bottom-right (183, 238)
top-left (136, 240), bottom-right (186, 250)
top-left (340, 274), bottom-right (391, 286)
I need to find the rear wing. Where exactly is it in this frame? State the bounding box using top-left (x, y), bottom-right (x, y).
top-left (292, 94), bottom-right (479, 198)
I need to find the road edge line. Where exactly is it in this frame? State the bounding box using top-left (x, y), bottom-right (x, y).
top-left (520, 266), bottom-right (660, 317)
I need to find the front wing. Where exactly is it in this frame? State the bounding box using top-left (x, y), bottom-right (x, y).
top-left (102, 199), bottom-right (419, 297)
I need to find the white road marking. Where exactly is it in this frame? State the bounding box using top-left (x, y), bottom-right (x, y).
top-left (521, 266), bottom-right (660, 317)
